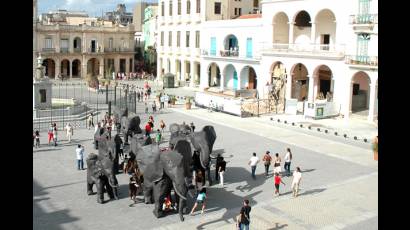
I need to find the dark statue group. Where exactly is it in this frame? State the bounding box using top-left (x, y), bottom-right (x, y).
top-left (87, 107), bottom-right (217, 221)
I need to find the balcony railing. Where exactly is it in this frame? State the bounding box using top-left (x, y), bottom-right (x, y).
top-left (220, 50), bottom-right (239, 57)
top-left (60, 48), bottom-right (69, 53)
top-left (73, 48), bottom-right (82, 53)
top-left (261, 43), bottom-right (346, 57)
top-left (345, 55), bottom-right (378, 67)
top-left (201, 49), bottom-right (260, 60)
top-left (349, 14), bottom-right (378, 24)
top-left (103, 47), bottom-right (134, 53)
top-left (42, 48), bottom-right (56, 53)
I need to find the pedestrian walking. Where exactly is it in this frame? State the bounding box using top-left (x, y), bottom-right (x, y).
top-left (76, 144), bottom-right (84, 170)
top-left (190, 122), bottom-right (195, 133)
top-left (145, 122), bottom-right (152, 137)
top-left (144, 103), bottom-right (148, 114)
top-left (262, 151), bottom-right (272, 176)
top-left (236, 209), bottom-right (250, 230)
top-left (52, 123), bottom-right (58, 146)
top-left (35, 130), bottom-right (40, 148)
top-left (33, 131), bottom-right (35, 147)
top-left (190, 188), bottom-right (207, 215)
top-left (129, 173), bottom-right (140, 203)
top-left (215, 154), bottom-right (223, 181)
top-left (248, 153), bottom-right (259, 179)
top-left (159, 120), bottom-right (166, 133)
top-left (240, 199), bottom-right (251, 229)
top-left (274, 173), bottom-right (285, 196)
top-left (218, 157), bottom-right (227, 187)
top-left (87, 113), bottom-right (94, 129)
top-left (284, 148), bottom-right (293, 176)
top-left (65, 123), bottom-right (73, 142)
top-left (273, 153), bottom-right (282, 175)
top-left (291, 167), bottom-right (302, 197)
top-left (152, 101), bottom-right (157, 113)
top-left (155, 129), bottom-right (162, 144)
top-left (137, 91), bottom-right (141, 102)
top-left (48, 124), bottom-right (54, 145)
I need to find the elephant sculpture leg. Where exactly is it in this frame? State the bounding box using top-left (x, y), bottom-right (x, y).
top-left (87, 182), bottom-right (94, 195)
top-left (95, 179), bottom-right (104, 204)
top-left (174, 193), bottom-right (187, 221)
top-left (206, 167), bottom-right (212, 186)
top-left (152, 175), bottom-right (173, 218)
top-left (143, 184), bottom-right (154, 204)
top-left (105, 183), bottom-right (115, 200)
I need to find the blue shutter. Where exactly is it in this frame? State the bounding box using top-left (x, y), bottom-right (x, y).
top-left (210, 37), bottom-right (216, 56)
top-left (246, 38), bottom-right (252, 58)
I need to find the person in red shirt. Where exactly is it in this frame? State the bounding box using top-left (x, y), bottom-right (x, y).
top-left (145, 123), bottom-right (152, 137)
top-left (274, 173), bottom-right (286, 196)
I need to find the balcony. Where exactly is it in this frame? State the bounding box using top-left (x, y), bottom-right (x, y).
top-left (260, 43), bottom-right (346, 60)
top-left (73, 48), bottom-right (82, 53)
top-left (345, 55), bottom-right (378, 69)
top-left (42, 48), bottom-right (56, 53)
top-left (201, 49), bottom-right (261, 62)
top-left (350, 14), bottom-right (378, 32)
top-left (60, 48), bottom-right (69, 53)
top-left (103, 47), bottom-right (134, 53)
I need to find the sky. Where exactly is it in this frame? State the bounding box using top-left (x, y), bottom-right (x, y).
top-left (38, 0), bottom-right (157, 17)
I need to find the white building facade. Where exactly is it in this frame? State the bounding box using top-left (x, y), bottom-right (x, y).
top-left (156, 0), bottom-right (256, 87)
top-left (199, 0), bottom-right (378, 122)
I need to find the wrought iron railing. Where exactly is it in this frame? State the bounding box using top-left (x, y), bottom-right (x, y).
top-left (349, 14), bottom-right (378, 24)
top-left (345, 55), bottom-right (378, 66)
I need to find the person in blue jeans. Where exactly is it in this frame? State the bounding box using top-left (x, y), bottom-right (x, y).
top-left (76, 145), bottom-right (84, 170)
top-left (248, 153), bottom-right (259, 179)
top-left (240, 199), bottom-right (251, 230)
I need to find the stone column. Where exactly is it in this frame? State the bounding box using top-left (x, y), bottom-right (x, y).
top-left (82, 56), bottom-right (87, 79)
top-left (82, 32), bottom-right (86, 53)
top-left (181, 59), bottom-right (186, 82)
top-left (237, 69), bottom-right (241, 90)
top-left (114, 58), bottom-right (120, 74)
top-left (200, 62), bottom-right (208, 90)
top-left (55, 59), bottom-right (60, 79)
top-left (368, 81), bottom-right (377, 122)
top-left (56, 31), bottom-right (60, 53)
top-left (220, 73), bottom-right (225, 91)
top-left (345, 81), bottom-right (353, 120)
top-left (310, 22), bottom-right (316, 44)
top-left (307, 75), bottom-right (314, 102)
top-left (157, 58), bottom-right (162, 79)
top-left (99, 59), bottom-right (104, 78)
top-left (286, 73), bottom-right (292, 99)
top-left (125, 58), bottom-right (130, 75)
top-left (313, 76), bottom-right (319, 101)
top-left (288, 22), bottom-right (294, 44)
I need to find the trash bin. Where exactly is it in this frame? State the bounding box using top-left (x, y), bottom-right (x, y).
top-left (163, 73), bottom-right (175, 88)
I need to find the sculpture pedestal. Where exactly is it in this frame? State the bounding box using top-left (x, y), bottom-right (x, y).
top-left (33, 78), bottom-right (52, 110)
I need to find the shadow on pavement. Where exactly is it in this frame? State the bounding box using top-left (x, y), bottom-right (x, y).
top-left (298, 188), bottom-right (326, 197)
top-left (33, 148), bottom-right (62, 152)
top-left (33, 180), bottom-right (80, 230)
top-left (268, 223), bottom-right (289, 229)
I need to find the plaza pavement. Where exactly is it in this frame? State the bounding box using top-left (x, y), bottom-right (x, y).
top-left (34, 84), bottom-right (377, 230)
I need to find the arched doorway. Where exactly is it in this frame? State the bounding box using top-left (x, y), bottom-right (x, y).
top-left (313, 65), bottom-right (333, 101)
top-left (351, 71), bottom-right (371, 116)
top-left (223, 64), bottom-right (237, 90)
top-left (270, 61), bottom-right (286, 99)
top-left (239, 66), bottom-right (257, 90)
top-left (273, 12), bottom-right (289, 43)
top-left (293, 10), bottom-right (312, 44)
top-left (87, 58), bottom-right (100, 76)
top-left (291, 63), bottom-right (309, 101)
top-left (223, 34), bottom-right (239, 56)
top-left (60, 59), bottom-right (70, 78)
top-left (73, 37), bottom-right (82, 52)
top-left (314, 9), bottom-right (336, 50)
top-left (175, 60), bottom-right (181, 80)
top-left (72, 59), bottom-right (81, 78)
top-left (208, 62), bottom-right (221, 87)
top-left (42, 58), bottom-right (55, 78)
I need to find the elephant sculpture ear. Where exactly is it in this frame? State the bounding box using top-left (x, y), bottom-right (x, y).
top-left (169, 123), bottom-right (180, 135)
top-left (174, 140), bottom-right (193, 178)
top-left (129, 116), bottom-right (142, 134)
top-left (202, 126), bottom-right (217, 151)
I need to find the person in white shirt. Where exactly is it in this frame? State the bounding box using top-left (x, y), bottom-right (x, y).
top-left (76, 145), bottom-right (84, 170)
top-left (291, 167), bottom-right (302, 197)
top-left (248, 152), bottom-right (260, 179)
top-left (284, 148), bottom-right (293, 176)
top-left (65, 123), bottom-right (73, 142)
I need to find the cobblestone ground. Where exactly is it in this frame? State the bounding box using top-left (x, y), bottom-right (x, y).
top-left (33, 100), bottom-right (377, 230)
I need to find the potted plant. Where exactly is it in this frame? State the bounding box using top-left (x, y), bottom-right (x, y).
top-left (169, 95), bottom-right (177, 105)
top-left (185, 96), bottom-right (194, 110)
top-left (372, 136), bottom-right (378, 161)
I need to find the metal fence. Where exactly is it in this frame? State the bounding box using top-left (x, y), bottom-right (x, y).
top-left (33, 81), bottom-right (142, 132)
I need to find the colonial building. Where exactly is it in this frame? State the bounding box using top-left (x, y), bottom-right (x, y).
top-left (198, 0), bottom-right (378, 121)
top-left (104, 4), bottom-right (133, 26)
top-left (156, 0), bottom-right (256, 87)
top-left (35, 10), bottom-right (136, 79)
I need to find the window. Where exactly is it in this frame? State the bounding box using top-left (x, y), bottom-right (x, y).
top-left (187, 0), bottom-right (191, 14)
top-left (161, 1), bottom-right (164, 16)
top-left (210, 37), bottom-right (216, 55)
top-left (239, 8), bottom-right (242, 16)
top-left (178, 0), bottom-right (181, 15)
top-left (196, 0), bottom-right (200, 13)
top-left (214, 2), bottom-right (221, 14)
top-left (177, 31), bottom-right (181, 47)
top-left (109, 38), bottom-right (113, 48)
top-left (161, 31), bottom-right (164, 46)
top-left (186, 31), bottom-right (190, 47)
top-left (169, 1), bottom-right (173, 16)
top-left (195, 31), bottom-right (200, 48)
top-left (39, 89), bottom-right (47, 103)
top-left (60, 39), bottom-right (69, 48)
top-left (45, 38), bottom-right (52, 48)
top-left (246, 38), bottom-right (252, 58)
top-left (168, 31), bottom-right (172, 46)
top-left (235, 8), bottom-right (237, 15)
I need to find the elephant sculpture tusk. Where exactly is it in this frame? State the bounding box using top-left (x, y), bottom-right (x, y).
top-left (172, 181), bottom-right (187, 200)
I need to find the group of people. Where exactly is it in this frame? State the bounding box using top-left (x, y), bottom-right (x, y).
top-left (47, 123), bottom-right (58, 146)
top-left (114, 72), bottom-right (154, 81)
top-left (248, 148), bottom-right (302, 197)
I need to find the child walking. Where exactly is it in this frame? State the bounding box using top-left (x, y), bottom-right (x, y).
top-left (274, 173), bottom-right (285, 196)
top-left (190, 188), bottom-right (207, 215)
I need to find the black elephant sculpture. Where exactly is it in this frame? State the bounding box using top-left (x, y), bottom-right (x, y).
top-left (87, 131), bottom-right (119, 203)
top-left (121, 115), bottom-right (142, 144)
top-left (129, 136), bottom-right (193, 221)
top-left (169, 124), bottom-right (217, 186)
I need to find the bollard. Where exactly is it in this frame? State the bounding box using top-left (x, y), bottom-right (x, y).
top-left (308, 126), bottom-right (311, 130)
top-left (277, 119), bottom-right (281, 123)
top-left (317, 128), bottom-right (320, 131)
top-left (292, 122), bottom-right (295, 126)
top-left (284, 120), bottom-right (287, 124)
top-left (354, 136), bottom-right (357, 140)
top-left (325, 130), bottom-right (328, 134)
top-left (364, 138), bottom-right (367, 143)
top-left (343, 134), bottom-right (347, 138)
top-left (334, 132), bottom-right (338, 136)
top-left (270, 117), bottom-right (273, 121)
top-left (300, 124), bottom-right (303, 128)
